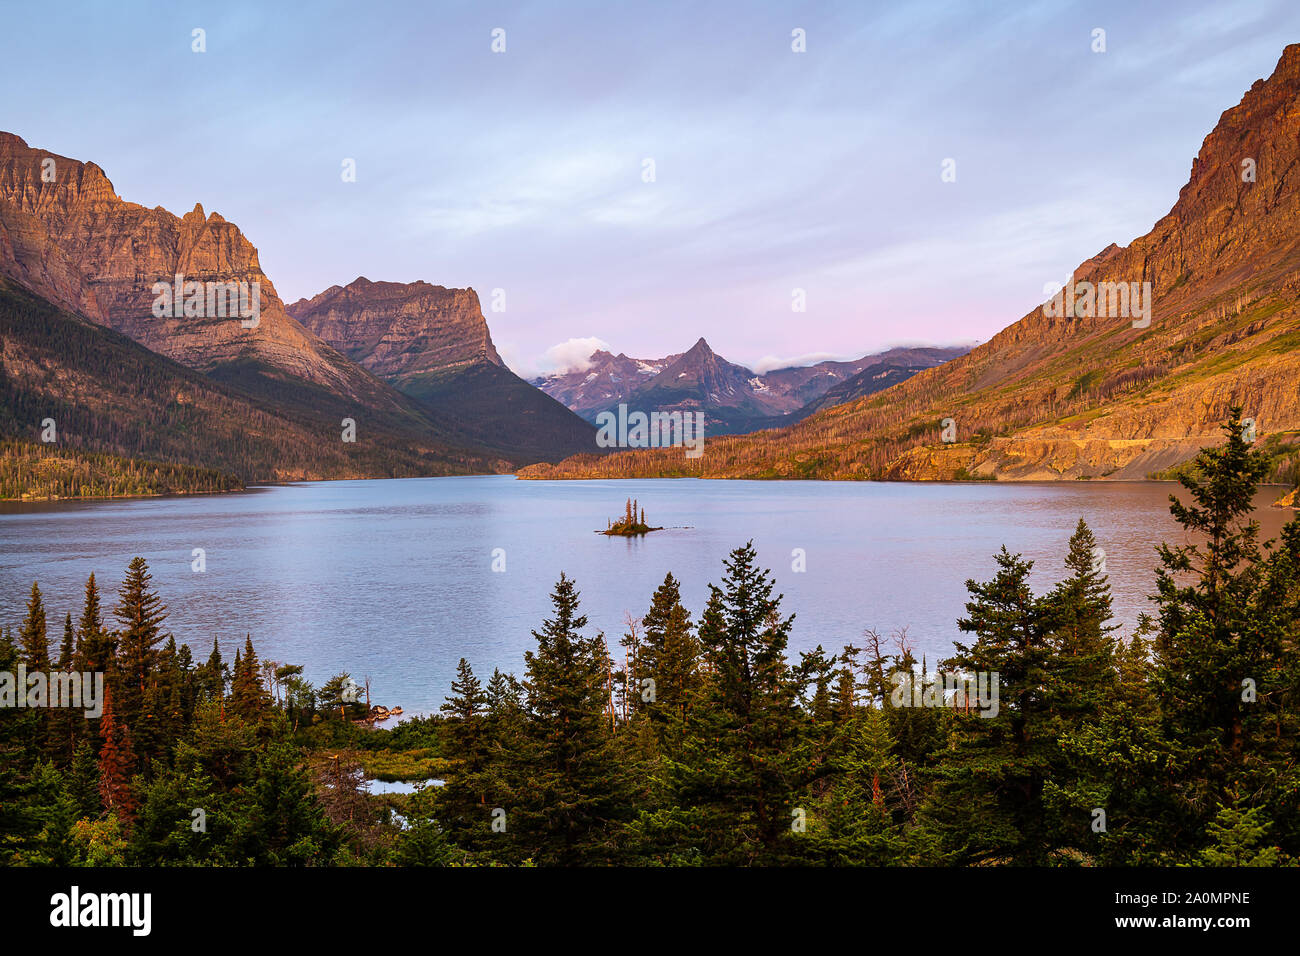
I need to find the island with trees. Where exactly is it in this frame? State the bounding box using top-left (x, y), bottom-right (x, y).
top-left (599, 498), bottom-right (662, 536)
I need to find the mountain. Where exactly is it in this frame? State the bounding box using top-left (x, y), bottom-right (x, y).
top-left (0, 132), bottom-right (398, 411)
top-left (794, 347), bottom-right (970, 417)
top-left (519, 44), bottom-right (1300, 481)
top-left (286, 278), bottom-right (501, 376)
top-left (0, 279), bottom-right (504, 483)
top-left (535, 340), bottom-right (964, 435)
top-left (0, 132), bottom-right (572, 471)
top-left (287, 278), bottom-right (595, 462)
top-left (532, 349), bottom-right (681, 419)
top-left (616, 337), bottom-right (790, 434)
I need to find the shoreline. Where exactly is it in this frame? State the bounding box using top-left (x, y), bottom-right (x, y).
top-left (7, 471), bottom-right (1296, 510)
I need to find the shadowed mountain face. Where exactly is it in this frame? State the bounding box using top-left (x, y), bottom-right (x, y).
top-left (535, 340), bottom-right (965, 435)
top-left (521, 44), bottom-right (1300, 481)
top-left (792, 348), bottom-right (972, 417)
top-left (0, 280), bottom-right (506, 481)
top-left (289, 278), bottom-right (596, 462)
top-left (0, 133), bottom-right (592, 469)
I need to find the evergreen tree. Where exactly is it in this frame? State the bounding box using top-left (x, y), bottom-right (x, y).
top-left (197, 638), bottom-right (226, 703)
top-left (0, 628), bottom-right (40, 861)
top-left (920, 547), bottom-right (1057, 864)
top-left (638, 573), bottom-right (701, 736)
top-left (1043, 519), bottom-right (1119, 715)
top-left (670, 542), bottom-right (806, 864)
top-left (74, 573), bottom-right (113, 674)
top-left (505, 574), bottom-right (623, 864)
top-left (1150, 410), bottom-right (1300, 855)
top-left (18, 581), bottom-right (49, 672)
top-left (437, 658), bottom-right (491, 852)
top-left (229, 636), bottom-right (269, 722)
top-left (113, 557), bottom-right (169, 727)
top-left (67, 740), bottom-right (101, 820)
top-left (57, 613), bottom-right (74, 669)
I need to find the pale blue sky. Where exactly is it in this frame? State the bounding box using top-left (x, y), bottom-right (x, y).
top-left (2, 0), bottom-right (1295, 375)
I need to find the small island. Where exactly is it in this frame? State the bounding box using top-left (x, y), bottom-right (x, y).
top-left (599, 498), bottom-right (664, 535)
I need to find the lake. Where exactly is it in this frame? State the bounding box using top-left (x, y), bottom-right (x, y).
top-left (0, 477), bottom-right (1292, 716)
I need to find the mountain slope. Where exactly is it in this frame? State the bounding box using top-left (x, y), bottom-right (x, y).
top-left (0, 131), bottom-right (551, 470)
top-left (795, 348), bottom-right (970, 417)
top-left (0, 132), bottom-right (403, 410)
top-left (520, 44), bottom-right (1300, 481)
top-left (0, 279), bottom-right (503, 482)
top-left (288, 278), bottom-right (596, 462)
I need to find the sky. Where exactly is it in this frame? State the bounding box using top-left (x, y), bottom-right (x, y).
top-left (2, 0), bottom-right (1296, 377)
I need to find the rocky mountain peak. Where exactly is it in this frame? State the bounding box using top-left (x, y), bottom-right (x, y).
top-left (0, 131), bottom-right (416, 406)
top-left (287, 276), bottom-right (503, 380)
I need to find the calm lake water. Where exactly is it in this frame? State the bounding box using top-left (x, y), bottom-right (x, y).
top-left (0, 478), bottom-right (1291, 715)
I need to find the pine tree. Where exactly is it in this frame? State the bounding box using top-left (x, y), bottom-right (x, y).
top-left (113, 558), bottom-right (169, 727)
top-left (920, 547), bottom-right (1057, 865)
top-left (1043, 519), bottom-right (1118, 713)
top-left (0, 628), bottom-right (41, 858)
top-left (506, 573), bottom-right (623, 865)
top-left (198, 638), bottom-right (226, 703)
top-left (50, 613), bottom-right (79, 761)
top-left (1034, 519), bottom-right (1123, 858)
top-left (670, 542), bottom-right (806, 864)
top-left (807, 706), bottom-right (907, 864)
top-left (438, 659), bottom-right (490, 853)
top-left (1150, 409), bottom-right (1300, 856)
top-left (57, 614), bottom-right (74, 669)
top-left (229, 636), bottom-right (269, 721)
top-left (638, 573), bottom-right (701, 735)
top-left (1154, 410), bottom-right (1297, 757)
top-left (67, 740), bottom-right (101, 820)
top-left (74, 573), bottom-right (113, 674)
top-left (18, 581), bottom-right (49, 672)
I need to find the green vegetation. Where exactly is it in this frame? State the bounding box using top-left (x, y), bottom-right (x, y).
top-left (5, 412), bottom-right (1299, 866)
top-left (0, 440), bottom-right (242, 500)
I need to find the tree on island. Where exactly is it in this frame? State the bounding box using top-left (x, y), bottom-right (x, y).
top-left (601, 501), bottom-right (662, 536)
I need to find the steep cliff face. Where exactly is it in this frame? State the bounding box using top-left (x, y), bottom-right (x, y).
top-left (521, 44), bottom-right (1300, 482)
top-left (289, 277), bottom-right (596, 463)
top-left (287, 278), bottom-right (502, 379)
top-left (0, 132), bottom-right (404, 410)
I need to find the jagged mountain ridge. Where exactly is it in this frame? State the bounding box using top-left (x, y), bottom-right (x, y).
top-left (536, 339), bottom-right (965, 434)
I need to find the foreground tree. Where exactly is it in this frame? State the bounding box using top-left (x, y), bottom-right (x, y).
top-left (496, 574), bottom-right (624, 865)
top-left (1151, 409), bottom-right (1300, 855)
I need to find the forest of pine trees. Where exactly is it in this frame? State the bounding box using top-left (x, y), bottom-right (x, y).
top-left (0, 440), bottom-right (243, 501)
top-left (2, 412), bottom-right (1298, 866)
